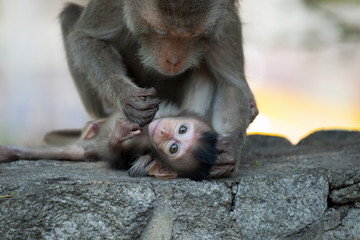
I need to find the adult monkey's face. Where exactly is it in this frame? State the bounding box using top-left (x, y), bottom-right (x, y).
top-left (123, 0), bottom-right (222, 76)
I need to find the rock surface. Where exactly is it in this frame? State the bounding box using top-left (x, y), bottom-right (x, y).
top-left (1, 130), bottom-right (359, 240)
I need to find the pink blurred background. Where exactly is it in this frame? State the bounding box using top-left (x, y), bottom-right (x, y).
top-left (0, 0), bottom-right (359, 145)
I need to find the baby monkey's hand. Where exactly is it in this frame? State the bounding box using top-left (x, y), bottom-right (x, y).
top-left (109, 118), bottom-right (142, 149)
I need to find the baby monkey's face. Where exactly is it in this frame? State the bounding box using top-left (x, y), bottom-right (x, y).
top-left (148, 117), bottom-right (210, 163)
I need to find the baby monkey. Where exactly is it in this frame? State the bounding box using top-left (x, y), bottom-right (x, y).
top-left (0, 113), bottom-right (218, 181)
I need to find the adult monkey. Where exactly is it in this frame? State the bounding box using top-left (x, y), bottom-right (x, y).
top-left (60, 0), bottom-right (258, 172)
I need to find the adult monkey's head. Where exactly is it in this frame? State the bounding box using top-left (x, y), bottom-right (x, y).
top-left (123, 0), bottom-right (228, 76)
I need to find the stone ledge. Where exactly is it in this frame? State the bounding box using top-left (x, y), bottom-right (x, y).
top-left (1, 130), bottom-right (359, 240)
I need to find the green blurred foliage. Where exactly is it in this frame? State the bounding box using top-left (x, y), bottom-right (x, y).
top-left (304, 0), bottom-right (360, 41)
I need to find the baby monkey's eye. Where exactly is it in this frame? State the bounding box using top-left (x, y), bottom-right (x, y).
top-left (169, 143), bottom-right (179, 154)
top-left (152, 26), bottom-right (167, 35)
top-left (179, 125), bottom-right (187, 134)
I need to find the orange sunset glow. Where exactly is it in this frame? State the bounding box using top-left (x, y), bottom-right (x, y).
top-left (247, 86), bottom-right (360, 143)
top-left (242, 0), bottom-right (360, 144)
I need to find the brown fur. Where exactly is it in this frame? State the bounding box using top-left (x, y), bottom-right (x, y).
top-left (60, 0), bottom-right (258, 173)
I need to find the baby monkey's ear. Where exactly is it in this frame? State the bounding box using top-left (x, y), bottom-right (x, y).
top-left (149, 161), bottom-right (179, 180)
top-left (81, 119), bottom-right (106, 140)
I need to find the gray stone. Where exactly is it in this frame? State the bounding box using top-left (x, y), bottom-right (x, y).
top-left (246, 134), bottom-right (293, 149)
top-left (321, 209), bottom-right (360, 240)
top-left (0, 162), bottom-right (155, 240)
top-left (233, 173), bottom-right (328, 240)
top-left (283, 208), bottom-right (342, 240)
top-left (1, 130), bottom-right (360, 239)
top-left (170, 181), bottom-right (240, 239)
top-left (297, 130), bottom-right (360, 147)
top-left (330, 183), bottom-right (360, 205)
top-left (242, 134), bottom-right (294, 166)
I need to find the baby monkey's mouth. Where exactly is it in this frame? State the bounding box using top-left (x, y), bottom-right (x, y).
top-left (148, 119), bottom-right (162, 142)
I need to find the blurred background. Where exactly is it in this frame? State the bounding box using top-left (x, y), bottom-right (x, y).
top-left (0, 0), bottom-right (359, 145)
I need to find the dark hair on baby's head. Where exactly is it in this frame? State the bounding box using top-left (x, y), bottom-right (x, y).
top-left (186, 130), bottom-right (218, 181)
top-left (154, 130), bottom-right (218, 181)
